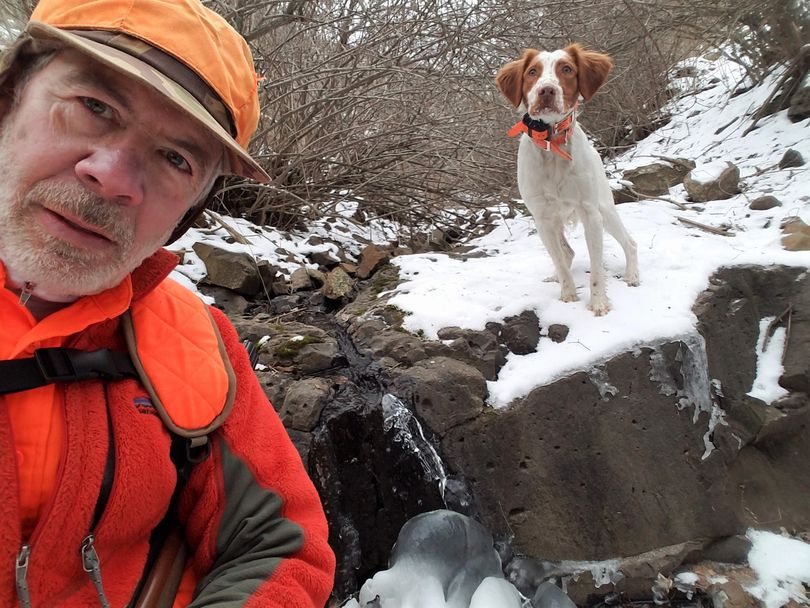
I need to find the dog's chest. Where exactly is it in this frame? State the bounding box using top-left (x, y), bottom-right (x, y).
top-left (516, 140), bottom-right (589, 205)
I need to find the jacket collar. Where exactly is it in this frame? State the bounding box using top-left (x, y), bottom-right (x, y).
top-left (130, 249), bottom-right (180, 302)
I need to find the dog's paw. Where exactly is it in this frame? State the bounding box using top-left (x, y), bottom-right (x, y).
top-left (543, 274), bottom-right (558, 283)
top-left (588, 297), bottom-right (611, 316)
top-left (624, 271), bottom-right (640, 287)
top-left (560, 291), bottom-right (579, 303)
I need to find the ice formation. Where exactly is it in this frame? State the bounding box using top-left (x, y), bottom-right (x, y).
top-left (345, 509), bottom-right (526, 608)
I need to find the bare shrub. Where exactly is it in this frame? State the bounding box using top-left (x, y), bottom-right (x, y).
top-left (2, 0), bottom-right (806, 230)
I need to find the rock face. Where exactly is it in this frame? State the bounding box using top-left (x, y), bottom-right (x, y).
top-left (222, 261), bottom-right (810, 606)
top-left (442, 340), bottom-right (735, 560)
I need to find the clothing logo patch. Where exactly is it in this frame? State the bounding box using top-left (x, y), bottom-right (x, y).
top-left (134, 396), bottom-right (156, 415)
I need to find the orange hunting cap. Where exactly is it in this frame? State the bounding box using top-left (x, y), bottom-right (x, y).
top-left (2, 0), bottom-right (269, 183)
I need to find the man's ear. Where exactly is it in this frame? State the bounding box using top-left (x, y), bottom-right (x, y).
top-left (565, 43), bottom-right (613, 101)
top-left (495, 49), bottom-right (537, 108)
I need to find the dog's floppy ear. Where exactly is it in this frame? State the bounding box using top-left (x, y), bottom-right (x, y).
top-left (565, 43), bottom-right (613, 101)
top-left (496, 49), bottom-right (537, 108)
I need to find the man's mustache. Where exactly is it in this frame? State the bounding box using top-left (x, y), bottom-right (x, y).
top-left (26, 181), bottom-right (133, 245)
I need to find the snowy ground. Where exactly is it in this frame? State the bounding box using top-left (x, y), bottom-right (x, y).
top-left (388, 55), bottom-right (810, 408)
top-left (167, 53), bottom-right (810, 607)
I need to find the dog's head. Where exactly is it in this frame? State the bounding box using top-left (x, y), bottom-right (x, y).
top-left (496, 44), bottom-right (613, 123)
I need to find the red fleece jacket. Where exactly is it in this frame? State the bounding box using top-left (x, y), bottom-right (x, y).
top-left (0, 250), bottom-right (335, 607)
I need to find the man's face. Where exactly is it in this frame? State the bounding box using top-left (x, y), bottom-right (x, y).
top-left (0, 49), bottom-right (221, 299)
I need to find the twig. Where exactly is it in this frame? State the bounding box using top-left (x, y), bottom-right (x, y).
top-left (761, 304), bottom-right (793, 359)
top-left (743, 54), bottom-right (804, 136)
top-left (620, 185), bottom-right (688, 210)
top-left (677, 216), bottom-right (733, 236)
top-left (204, 209), bottom-right (251, 245)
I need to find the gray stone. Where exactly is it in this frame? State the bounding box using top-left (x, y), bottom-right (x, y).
top-left (683, 161), bottom-right (740, 202)
top-left (547, 324), bottom-right (569, 343)
top-left (307, 268), bottom-right (327, 287)
top-left (351, 321), bottom-right (427, 366)
top-left (622, 159), bottom-right (696, 196)
top-left (788, 87), bottom-right (810, 122)
top-left (702, 535), bottom-right (752, 564)
top-left (193, 242), bottom-right (262, 297)
top-left (748, 195), bottom-right (781, 210)
top-left (500, 310), bottom-right (540, 355)
top-left (436, 326), bottom-right (506, 380)
top-left (323, 267), bottom-right (355, 301)
top-left (611, 185), bottom-right (639, 204)
top-left (393, 356), bottom-right (486, 436)
top-left (290, 267), bottom-right (313, 292)
top-left (200, 285), bottom-right (250, 317)
top-left (779, 148), bottom-right (804, 168)
top-left (280, 377), bottom-right (332, 431)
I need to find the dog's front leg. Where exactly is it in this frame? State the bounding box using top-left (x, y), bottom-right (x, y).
top-left (580, 209), bottom-right (610, 316)
top-left (537, 223), bottom-right (578, 302)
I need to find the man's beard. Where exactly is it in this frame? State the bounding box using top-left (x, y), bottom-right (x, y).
top-left (0, 179), bottom-right (173, 299)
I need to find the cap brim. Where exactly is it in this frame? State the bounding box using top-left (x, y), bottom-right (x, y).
top-left (24, 21), bottom-right (270, 183)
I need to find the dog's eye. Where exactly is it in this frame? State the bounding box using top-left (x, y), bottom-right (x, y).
top-left (527, 68), bottom-right (537, 76)
top-left (561, 65), bottom-right (573, 75)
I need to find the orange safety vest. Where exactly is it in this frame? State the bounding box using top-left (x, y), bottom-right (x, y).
top-left (0, 260), bottom-right (235, 557)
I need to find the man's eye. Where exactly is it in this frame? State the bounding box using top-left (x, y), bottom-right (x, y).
top-left (81, 97), bottom-right (113, 118)
top-left (165, 150), bottom-right (192, 173)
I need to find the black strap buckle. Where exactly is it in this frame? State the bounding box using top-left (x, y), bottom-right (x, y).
top-left (34, 348), bottom-right (81, 382)
top-left (34, 348), bottom-right (137, 383)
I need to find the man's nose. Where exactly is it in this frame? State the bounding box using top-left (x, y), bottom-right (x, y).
top-left (74, 146), bottom-right (145, 206)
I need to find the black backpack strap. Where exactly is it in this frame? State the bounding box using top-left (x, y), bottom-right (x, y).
top-left (0, 348), bottom-right (140, 395)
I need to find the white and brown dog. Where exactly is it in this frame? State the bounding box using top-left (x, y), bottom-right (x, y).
top-left (496, 44), bottom-right (639, 316)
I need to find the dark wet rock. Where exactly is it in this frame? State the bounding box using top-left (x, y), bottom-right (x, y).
top-left (748, 195), bottom-right (781, 210)
top-left (309, 394), bottom-right (445, 597)
top-left (702, 535), bottom-right (752, 564)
